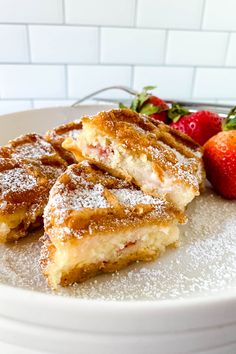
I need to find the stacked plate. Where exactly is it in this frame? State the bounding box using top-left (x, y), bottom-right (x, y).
top-left (0, 105), bottom-right (235, 354)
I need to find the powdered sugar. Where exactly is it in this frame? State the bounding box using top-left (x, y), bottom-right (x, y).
top-left (0, 188), bottom-right (236, 301)
top-left (54, 183), bottom-right (108, 212)
top-left (150, 142), bottom-right (199, 189)
top-left (0, 168), bottom-right (37, 197)
top-left (111, 188), bottom-right (164, 207)
top-left (48, 180), bottom-right (109, 226)
top-left (43, 165), bottom-right (65, 182)
top-left (12, 140), bottom-right (55, 160)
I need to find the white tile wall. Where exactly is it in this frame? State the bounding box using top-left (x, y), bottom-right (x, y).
top-left (68, 65), bottom-right (132, 98)
top-left (0, 25), bottom-right (29, 63)
top-left (134, 67), bottom-right (194, 99)
top-left (194, 68), bottom-right (236, 99)
top-left (0, 65), bottom-right (65, 98)
top-left (137, 0), bottom-right (204, 29)
top-left (29, 26), bottom-right (98, 63)
top-left (101, 28), bottom-right (165, 65)
top-left (203, 0), bottom-right (236, 31)
top-left (226, 34), bottom-right (236, 66)
top-left (65, 0), bottom-right (136, 26)
top-left (0, 0), bottom-right (235, 115)
top-left (0, 0), bottom-right (63, 24)
top-left (166, 31), bottom-right (228, 67)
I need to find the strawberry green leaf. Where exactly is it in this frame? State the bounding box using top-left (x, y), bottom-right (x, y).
top-left (130, 97), bottom-right (139, 111)
top-left (127, 85), bottom-right (157, 113)
top-left (119, 102), bottom-right (128, 109)
top-left (168, 103), bottom-right (189, 123)
top-left (223, 106), bottom-right (236, 130)
top-left (143, 85), bottom-right (156, 92)
top-left (137, 91), bottom-right (150, 108)
top-left (223, 117), bottom-right (236, 130)
top-left (139, 103), bottom-right (159, 115)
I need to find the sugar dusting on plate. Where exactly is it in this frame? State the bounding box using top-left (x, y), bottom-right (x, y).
top-left (0, 187), bottom-right (236, 301)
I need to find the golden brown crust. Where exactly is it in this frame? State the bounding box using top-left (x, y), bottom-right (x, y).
top-left (42, 162), bottom-right (183, 287)
top-left (3, 133), bottom-right (67, 184)
top-left (40, 233), bottom-right (56, 274)
top-left (0, 158), bottom-right (49, 213)
top-left (44, 162), bottom-right (185, 244)
top-left (78, 109), bottom-right (205, 192)
top-left (82, 109), bottom-right (202, 155)
top-left (0, 158), bottom-right (51, 242)
top-left (0, 134), bottom-right (67, 242)
top-left (45, 121), bottom-right (82, 164)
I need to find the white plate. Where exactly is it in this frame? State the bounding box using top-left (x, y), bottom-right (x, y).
top-left (0, 105), bottom-right (236, 354)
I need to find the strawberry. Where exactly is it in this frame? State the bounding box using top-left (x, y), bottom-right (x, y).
top-left (203, 107), bottom-right (236, 199)
top-left (169, 104), bottom-right (222, 145)
top-left (119, 86), bottom-right (169, 123)
top-left (144, 94), bottom-right (169, 122)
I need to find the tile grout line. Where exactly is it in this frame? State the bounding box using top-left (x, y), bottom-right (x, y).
top-left (98, 27), bottom-right (101, 63)
top-left (134, 0), bottom-right (138, 27)
top-left (1, 63), bottom-right (236, 69)
top-left (25, 25), bottom-right (32, 63)
top-left (163, 30), bottom-right (169, 65)
top-left (223, 33), bottom-right (231, 67)
top-left (1, 97), bottom-right (230, 103)
top-left (64, 65), bottom-right (68, 98)
top-left (62, 0), bottom-right (66, 24)
top-left (130, 66), bottom-right (135, 89)
top-left (190, 67), bottom-right (197, 99)
top-left (0, 22), bottom-right (235, 34)
top-left (199, 0), bottom-right (206, 29)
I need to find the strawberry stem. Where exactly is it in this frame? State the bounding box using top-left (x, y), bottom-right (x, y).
top-left (119, 85), bottom-right (158, 116)
top-left (223, 106), bottom-right (236, 131)
top-left (168, 103), bottom-right (190, 123)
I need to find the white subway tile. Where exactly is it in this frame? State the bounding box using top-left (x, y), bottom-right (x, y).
top-left (178, 98), bottom-right (217, 103)
top-left (0, 0), bottom-right (63, 24)
top-left (65, 0), bottom-right (135, 26)
top-left (0, 65), bottom-right (65, 99)
top-left (68, 65), bottom-right (132, 98)
top-left (217, 99), bottom-right (236, 105)
top-left (226, 34), bottom-right (236, 66)
top-left (133, 66), bottom-right (194, 99)
top-left (137, 0), bottom-right (204, 29)
top-left (29, 26), bottom-right (98, 63)
top-left (0, 25), bottom-right (28, 63)
top-left (193, 68), bottom-right (236, 99)
top-left (101, 28), bottom-right (165, 65)
top-left (166, 31), bottom-right (228, 66)
top-left (203, 0), bottom-right (236, 31)
top-left (0, 100), bottom-right (32, 115)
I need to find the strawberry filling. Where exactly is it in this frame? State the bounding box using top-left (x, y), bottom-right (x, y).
top-left (117, 241), bottom-right (137, 254)
top-left (87, 144), bottom-right (110, 158)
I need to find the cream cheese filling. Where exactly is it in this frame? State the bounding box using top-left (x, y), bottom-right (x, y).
top-left (47, 224), bottom-right (179, 288)
top-left (0, 208), bottom-right (27, 242)
top-left (76, 128), bottom-right (196, 209)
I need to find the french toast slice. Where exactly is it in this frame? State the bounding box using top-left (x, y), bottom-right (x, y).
top-left (0, 158), bottom-right (52, 242)
top-left (41, 162), bottom-right (185, 288)
top-left (45, 121), bottom-right (82, 164)
top-left (63, 109), bottom-right (205, 209)
top-left (0, 134), bottom-right (66, 242)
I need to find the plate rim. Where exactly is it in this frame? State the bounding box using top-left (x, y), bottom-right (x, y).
top-left (0, 104), bottom-right (236, 330)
